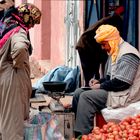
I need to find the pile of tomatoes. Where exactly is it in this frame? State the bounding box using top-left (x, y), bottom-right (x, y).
top-left (82, 114), bottom-right (140, 140)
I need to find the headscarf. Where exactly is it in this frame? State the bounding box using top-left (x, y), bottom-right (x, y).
top-left (0, 3), bottom-right (41, 50)
top-left (16, 3), bottom-right (41, 29)
top-left (94, 24), bottom-right (121, 63)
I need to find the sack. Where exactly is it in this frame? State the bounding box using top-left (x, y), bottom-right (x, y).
top-left (33, 65), bottom-right (80, 93)
top-left (24, 112), bottom-right (65, 140)
top-left (101, 101), bottom-right (140, 122)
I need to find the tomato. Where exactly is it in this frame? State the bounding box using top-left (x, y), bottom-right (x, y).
top-left (118, 131), bottom-right (123, 137)
top-left (137, 124), bottom-right (140, 129)
top-left (128, 129), bottom-right (134, 135)
top-left (111, 125), bottom-right (119, 130)
top-left (99, 128), bottom-right (104, 133)
top-left (87, 134), bottom-right (94, 140)
top-left (82, 135), bottom-right (88, 140)
top-left (108, 133), bottom-right (115, 138)
top-left (131, 120), bottom-right (136, 125)
top-left (101, 134), bottom-right (107, 140)
top-left (114, 135), bottom-right (121, 140)
top-left (123, 116), bottom-right (132, 124)
top-left (93, 134), bottom-right (102, 140)
top-left (92, 129), bottom-right (100, 135)
top-left (131, 122), bottom-right (137, 127)
top-left (133, 130), bottom-right (139, 137)
top-left (128, 136), bottom-right (139, 140)
top-left (119, 124), bottom-right (126, 131)
top-left (82, 113), bottom-right (140, 140)
top-left (122, 131), bottom-right (128, 139)
top-left (124, 121), bottom-right (130, 126)
top-left (102, 124), bottom-right (108, 133)
top-left (136, 114), bottom-right (140, 118)
top-left (107, 121), bottom-right (116, 127)
top-left (107, 127), bottom-right (113, 133)
top-left (125, 125), bottom-right (131, 131)
top-left (112, 130), bottom-right (119, 136)
top-left (135, 118), bottom-right (140, 124)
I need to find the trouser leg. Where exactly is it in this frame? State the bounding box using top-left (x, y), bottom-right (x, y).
top-left (72, 88), bottom-right (85, 114)
top-left (74, 89), bottom-right (108, 135)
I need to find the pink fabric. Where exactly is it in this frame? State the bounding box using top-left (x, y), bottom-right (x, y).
top-left (12, 13), bottom-right (30, 32)
top-left (0, 26), bottom-right (21, 49)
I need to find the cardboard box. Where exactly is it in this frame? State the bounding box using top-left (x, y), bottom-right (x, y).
top-left (52, 112), bottom-right (75, 140)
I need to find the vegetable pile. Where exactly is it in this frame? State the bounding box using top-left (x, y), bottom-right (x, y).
top-left (82, 114), bottom-right (140, 140)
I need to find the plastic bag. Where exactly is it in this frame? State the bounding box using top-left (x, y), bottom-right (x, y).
top-left (101, 101), bottom-right (140, 122)
top-left (24, 112), bottom-right (65, 140)
top-left (33, 65), bottom-right (80, 93)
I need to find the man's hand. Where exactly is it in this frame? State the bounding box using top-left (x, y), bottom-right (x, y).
top-left (91, 83), bottom-right (100, 89)
top-left (89, 78), bottom-right (100, 89)
top-left (89, 78), bottom-right (99, 87)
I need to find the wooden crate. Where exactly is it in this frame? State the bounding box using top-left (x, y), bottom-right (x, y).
top-left (52, 112), bottom-right (75, 140)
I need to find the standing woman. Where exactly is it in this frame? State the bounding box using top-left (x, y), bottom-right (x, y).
top-left (0, 3), bottom-right (41, 140)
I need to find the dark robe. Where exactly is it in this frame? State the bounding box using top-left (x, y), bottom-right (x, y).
top-left (76, 14), bottom-right (123, 86)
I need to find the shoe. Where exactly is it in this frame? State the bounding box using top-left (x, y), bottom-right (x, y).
top-left (74, 131), bottom-right (82, 139)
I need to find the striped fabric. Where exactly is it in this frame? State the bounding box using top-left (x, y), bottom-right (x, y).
top-left (115, 53), bottom-right (140, 84)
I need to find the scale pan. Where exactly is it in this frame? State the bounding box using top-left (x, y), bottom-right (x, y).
top-left (42, 81), bottom-right (66, 92)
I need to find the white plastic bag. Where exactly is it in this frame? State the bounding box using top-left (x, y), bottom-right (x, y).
top-left (101, 101), bottom-right (140, 122)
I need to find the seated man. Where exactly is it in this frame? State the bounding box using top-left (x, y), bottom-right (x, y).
top-left (76, 6), bottom-right (124, 87)
top-left (72, 24), bottom-right (140, 138)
